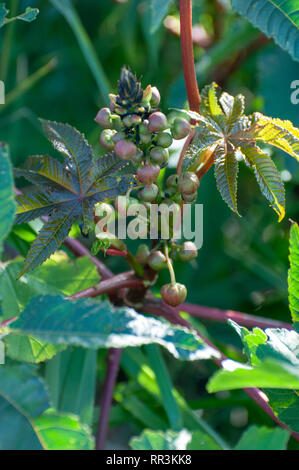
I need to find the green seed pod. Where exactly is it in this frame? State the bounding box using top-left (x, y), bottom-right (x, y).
top-left (100, 129), bottom-right (116, 150)
top-left (150, 146), bottom-right (169, 165)
top-left (148, 250), bottom-right (167, 271)
top-left (156, 132), bottom-right (173, 148)
top-left (137, 164), bottom-right (160, 183)
top-left (178, 171), bottom-right (199, 195)
top-left (166, 174), bottom-right (178, 188)
top-left (179, 241), bottom-right (198, 262)
top-left (95, 108), bottom-right (112, 128)
top-left (115, 139), bottom-right (137, 160)
top-left (139, 120), bottom-right (150, 135)
top-left (182, 191), bottom-right (197, 202)
top-left (136, 244), bottom-right (151, 264)
top-left (139, 183), bottom-right (159, 202)
top-left (171, 117), bottom-right (191, 140)
top-left (148, 112), bottom-right (168, 133)
top-left (111, 114), bottom-right (122, 131)
top-left (140, 133), bottom-right (152, 144)
top-left (161, 283), bottom-right (187, 306)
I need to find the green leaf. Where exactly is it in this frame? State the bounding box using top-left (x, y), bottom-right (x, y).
top-left (0, 4), bottom-right (39, 28)
top-left (0, 144), bottom-right (16, 255)
top-left (214, 145), bottom-right (239, 214)
top-left (240, 144), bottom-right (285, 222)
top-left (150, 0), bottom-right (173, 33)
top-left (265, 389), bottom-right (299, 433)
top-left (10, 295), bottom-right (220, 361)
top-left (130, 428), bottom-right (221, 450)
top-left (231, 0), bottom-right (299, 61)
top-left (0, 364), bottom-right (50, 450)
top-left (33, 410), bottom-right (94, 450)
top-left (289, 222), bottom-right (299, 326)
top-left (15, 121), bottom-right (136, 276)
top-left (234, 425), bottom-right (289, 450)
top-left (0, 255), bottom-right (99, 362)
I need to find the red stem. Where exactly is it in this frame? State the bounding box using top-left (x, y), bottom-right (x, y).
top-left (178, 303), bottom-right (293, 331)
top-left (141, 297), bottom-right (299, 442)
top-left (95, 348), bottom-right (122, 450)
top-left (179, 0), bottom-right (201, 112)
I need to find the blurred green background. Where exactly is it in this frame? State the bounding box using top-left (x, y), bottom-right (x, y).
top-left (1, 0), bottom-right (299, 447)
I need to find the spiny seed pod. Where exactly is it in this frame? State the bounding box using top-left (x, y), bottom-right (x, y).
top-left (179, 241), bottom-right (198, 262)
top-left (115, 139), bottom-right (137, 160)
top-left (100, 129), bottom-right (116, 150)
top-left (148, 112), bottom-right (168, 133)
top-left (148, 251), bottom-right (167, 271)
top-left (150, 86), bottom-right (161, 107)
top-left (156, 132), bottom-right (173, 148)
top-left (131, 148), bottom-right (144, 164)
top-left (150, 146), bottom-right (169, 165)
top-left (137, 164), bottom-right (160, 184)
top-left (178, 172), bottom-right (199, 195)
top-left (182, 191), bottom-right (197, 202)
top-left (139, 183), bottom-right (159, 202)
top-left (166, 174), bottom-right (178, 188)
top-left (123, 114), bottom-right (142, 127)
top-left (171, 117), bottom-right (191, 140)
top-left (95, 108), bottom-right (112, 128)
top-left (161, 283), bottom-right (187, 307)
top-left (136, 244), bottom-right (151, 264)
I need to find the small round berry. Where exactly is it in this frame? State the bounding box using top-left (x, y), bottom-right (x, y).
top-left (150, 146), bottom-right (169, 165)
top-left (139, 183), bottom-right (159, 202)
top-left (136, 244), bottom-right (151, 264)
top-left (166, 174), bottom-right (178, 188)
top-left (179, 241), bottom-right (198, 262)
top-left (161, 283), bottom-right (187, 306)
top-left (137, 164), bottom-right (160, 184)
top-left (150, 87), bottom-right (161, 107)
top-left (171, 117), bottom-right (191, 140)
top-left (95, 108), bottom-right (112, 128)
top-left (148, 112), bottom-right (168, 133)
top-left (156, 132), bottom-right (173, 148)
top-left (115, 140), bottom-right (137, 160)
top-left (148, 251), bottom-right (167, 271)
top-left (178, 172), bottom-right (199, 195)
top-left (100, 129), bottom-right (116, 150)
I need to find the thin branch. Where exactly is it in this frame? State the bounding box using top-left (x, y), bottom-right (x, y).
top-left (177, 303), bottom-right (293, 331)
top-left (141, 296), bottom-right (299, 442)
top-left (96, 348), bottom-right (122, 450)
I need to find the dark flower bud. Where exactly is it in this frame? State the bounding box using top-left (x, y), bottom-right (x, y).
top-left (161, 283), bottom-right (187, 306)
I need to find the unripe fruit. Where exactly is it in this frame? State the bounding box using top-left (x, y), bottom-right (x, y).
top-left (139, 183), bottom-right (159, 202)
top-left (100, 129), bottom-right (116, 150)
top-left (95, 108), bottom-right (112, 128)
top-left (139, 121), bottom-right (150, 135)
top-left (131, 149), bottom-right (144, 164)
top-left (142, 85), bottom-right (152, 104)
top-left (150, 146), bottom-right (169, 165)
top-left (178, 172), bottom-right (199, 195)
top-left (123, 114), bottom-right (142, 127)
top-left (115, 140), bottom-right (137, 160)
top-left (148, 251), bottom-right (167, 271)
top-left (179, 241), bottom-right (198, 261)
top-left (111, 114), bottom-right (122, 130)
top-left (171, 117), bottom-right (191, 140)
top-left (140, 133), bottom-right (152, 144)
top-left (148, 112), bottom-right (168, 133)
top-left (182, 191), bottom-right (197, 202)
top-left (150, 86), bottom-right (161, 107)
top-left (137, 164), bottom-right (160, 183)
top-left (161, 283), bottom-right (187, 307)
top-left (166, 174), bottom-right (178, 188)
top-left (136, 244), bottom-right (151, 264)
top-left (156, 132), bottom-right (173, 148)
top-left (112, 131), bottom-right (126, 144)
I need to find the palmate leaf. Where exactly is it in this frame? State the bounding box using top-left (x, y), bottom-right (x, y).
top-left (15, 120), bottom-right (136, 277)
top-left (231, 0), bottom-right (299, 61)
top-left (183, 82), bottom-right (299, 220)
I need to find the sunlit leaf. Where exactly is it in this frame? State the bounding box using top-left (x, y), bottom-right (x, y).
top-left (234, 425), bottom-right (289, 450)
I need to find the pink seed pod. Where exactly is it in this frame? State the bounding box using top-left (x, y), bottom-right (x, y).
top-left (178, 171), bottom-right (199, 195)
top-left (100, 129), bottom-right (116, 150)
top-left (139, 183), bottom-right (159, 202)
top-left (137, 164), bottom-right (160, 184)
top-left (179, 241), bottom-right (198, 262)
top-left (171, 117), bottom-right (191, 140)
top-left (148, 112), bottom-right (168, 133)
top-left (161, 283), bottom-right (187, 306)
top-left (150, 87), bottom-right (161, 107)
top-left (95, 108), bottom-right (112, 128)
top-left (114, 140), bottom-right (137, 160)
